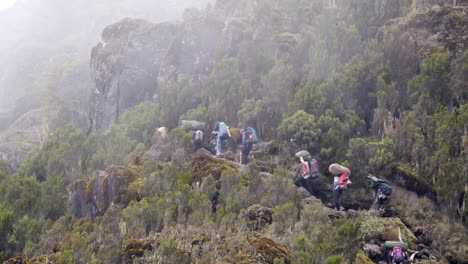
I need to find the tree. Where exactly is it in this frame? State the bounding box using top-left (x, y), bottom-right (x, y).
top-left (203, 57), bottom-right (249, 123)
top-left (277, 110), bottom-right (320, 152)
top-left (0, 206), bottom-right (14, 259)
top-left (407, 51), bottom-right (451, 108)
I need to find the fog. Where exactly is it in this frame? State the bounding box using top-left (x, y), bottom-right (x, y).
top-left (0, 0), bottom-right (213, 112)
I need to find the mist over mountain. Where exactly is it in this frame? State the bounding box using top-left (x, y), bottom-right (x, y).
top-left (0, 0), bottom-right (213, 112)
top-left (0, 0), bottom-right (467, 263)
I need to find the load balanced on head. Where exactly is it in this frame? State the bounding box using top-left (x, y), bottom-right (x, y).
top-left (329, 163), bottom-right (351, 211)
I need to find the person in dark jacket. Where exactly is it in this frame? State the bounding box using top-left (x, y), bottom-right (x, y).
top-left (240, 127), bottom-right (257, 164)
top-left (368, 174), bottom-right (393, 211)
top-left (191, 130), bottom-right (204, 153)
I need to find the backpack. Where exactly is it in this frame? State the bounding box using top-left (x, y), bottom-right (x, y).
top-left (392, 246), bottom-right (405, 263)
top-left (244, 127), bottom-right (257, 143)
top-left (219, 123), bottom-right (229, 140)
top-left (379, 183), bottom-right (393, 196)
top-left (309, 159), bottom-right (319, 178)
top-left (338, 173), bottom-right (350, 190)
top-left (193, 130), bottom-right (203, 142)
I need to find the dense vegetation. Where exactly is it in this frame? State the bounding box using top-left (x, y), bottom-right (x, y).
top-left (0, 0), bottom-right (466, 262)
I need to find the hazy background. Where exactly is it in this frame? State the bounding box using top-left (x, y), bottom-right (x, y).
top-left (0, 0), bottom-right (213, 120)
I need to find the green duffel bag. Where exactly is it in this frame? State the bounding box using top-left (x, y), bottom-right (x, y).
top-left (384, 241), bottom-right (408, 250)
top-left (295, 150), bottom-right (311, 161)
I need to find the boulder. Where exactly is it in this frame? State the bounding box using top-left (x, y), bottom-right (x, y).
top-left (231, 237), bottom-right (292, 264)
top-left (122, 238), bottom-right (155, 263)
top-left (191, 149), bottom-right (239, 183)
top-left (355, 250), bottom-right (374, 264)
top-left (391, 163), bottom-right (436, 198)
top-left (363, 244), bottom-right (383, 259)
top-left (297, 187), bottom-right (312, 199)
top-left (68, 165), bottom-right (142, 218)
top-left (245, 204), bottom-right (273, 231)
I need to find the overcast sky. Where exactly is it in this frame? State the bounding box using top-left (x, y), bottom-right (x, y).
top-left (0, 0), bottom-right (15, 11)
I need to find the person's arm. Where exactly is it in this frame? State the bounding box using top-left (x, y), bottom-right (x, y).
top-left (300, 156), bottom-right (307, 165)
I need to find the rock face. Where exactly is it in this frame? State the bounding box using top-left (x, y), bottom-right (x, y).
top-left (88, 15), bottom-right (239, 131)
top-left (0, 108), bottom-right (51, 171)
top-left (68, 165), bottom-right (141, 218)
top-left (89, 19), bottom-right (176, 131)
top-left (392, 163), bottom-right (436, 197)
top-left (378, 4), bottom-right (468, 59)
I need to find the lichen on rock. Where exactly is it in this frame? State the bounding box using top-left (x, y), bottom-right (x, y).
top-left (245, 204), bottom-right (273, 231)
top-left (191, 149), bottom-right (239, 183)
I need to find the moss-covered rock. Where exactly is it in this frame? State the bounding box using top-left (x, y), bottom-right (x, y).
top-left (191, 149), bottom-right (238, 183)
top-left (122, 238), bottom-right (155, 263)
top-left (4, 255), bottom-right (49, 264)
top-left (68, 165), bottom-right (142, 218)
top-left (231, 237), bottom-right (292, 264)
top-left (245, 204), bottom-right (273, 231)
top-left (392, 163), bottom-right (436, 197)
top-left (355, 250), bottom-right (374, 264)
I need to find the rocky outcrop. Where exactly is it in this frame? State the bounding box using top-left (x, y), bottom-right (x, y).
top-left (88, 15), bottom-right (248, 131)
top-left (231, 237), bottom-right (292, 264)
top-left (89, 19), bottom-right (176, 131)
top-left (68, 165), bottom-right (142, 218)
top-left (411, 0), bottom-right (468, 12)
top-left (392, 163), bottom-right (436, 197)
top-left (0, 108), bottom-right (51, 171)
top-left (122, 238), bottom-right (155, 264)
top-left (378, 4), bottom-right (468, 59)
top-left (191, 149), bottom-right (239, 184)
top-left (245, 204), bottom-right (273, 231)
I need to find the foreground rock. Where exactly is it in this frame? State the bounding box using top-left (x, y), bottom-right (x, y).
top-left (68, 165), bottom-right (142, 218)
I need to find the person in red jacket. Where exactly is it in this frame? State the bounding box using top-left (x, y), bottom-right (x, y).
top-left (333, 172), bottom-right (351, 210)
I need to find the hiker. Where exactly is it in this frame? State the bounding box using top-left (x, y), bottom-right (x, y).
top-left (240, 127), bottom-right (257, 164)
top-left (389, 246), bottom-right (407, 264)
top-left (333, 172), bottom-right (351, 210)
top-left (191, 130), bottom-right (204, 153)
top-left (294, 156), bottom-right (314, 194)
top-left (329, 163), bottom-right (351, 211)
top-left (368, 174), bottom-right (393, 211)
top-left (212, 122), bottom-right (231, 157)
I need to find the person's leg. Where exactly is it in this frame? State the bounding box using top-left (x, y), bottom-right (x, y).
top-left (216, 137), bottom-right (222, 156)
top-left (334, 188), bottom-right (342, 210)
top-left (304, 177), bottom-right (314, 195)
top-left (241, 144), bottom-right (248, 164)
top-left (195, 141), bottom-right (203, 152)
top-left (294, 177), bottom-right (305, 188)
top-left (243, 143), bottom-right (253, 164)
top-left (221, 139), bottom-right (227, 154)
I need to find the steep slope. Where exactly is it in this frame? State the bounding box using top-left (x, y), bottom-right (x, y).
top-left (1, 0), bottom-right (467, 262)
top-left (8, 149), bottom-right (468, 263)
top-left (88, 15), bottom-right (232, 130)
top-left (0, 0), bottom-right (214, 111)
top-left (0, 0), bottom-right (214, 170)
